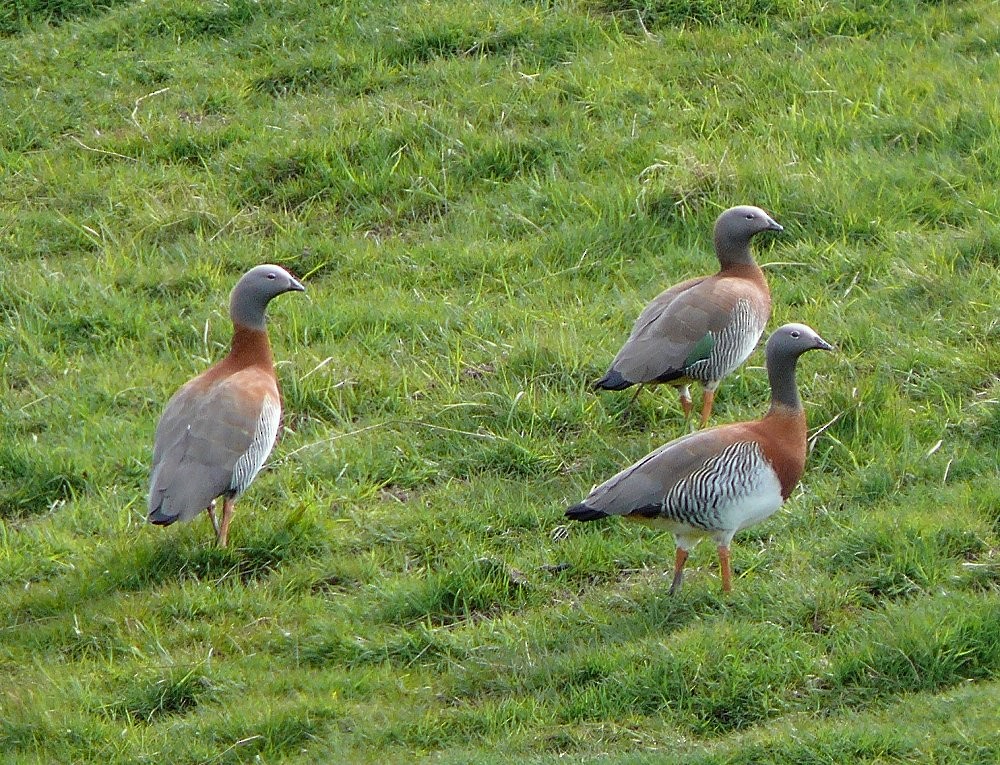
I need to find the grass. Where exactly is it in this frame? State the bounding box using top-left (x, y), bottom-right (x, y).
top-left (2, 0), bottom-right (999, 761)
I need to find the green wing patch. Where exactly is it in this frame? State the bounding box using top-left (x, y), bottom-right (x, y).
top-left (684, 333), bottom-right (715, 368)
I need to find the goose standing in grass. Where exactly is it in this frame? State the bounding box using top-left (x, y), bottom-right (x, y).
top-left (569, 323), bottom-right (832, 594)
top-left (594, 205), bottom-right (781, 427)
top-left (148, 264), bottom-right (305, 547)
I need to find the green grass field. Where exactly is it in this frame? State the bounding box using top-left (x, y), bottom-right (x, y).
top-left (2, 0), bottom-right (999, 761)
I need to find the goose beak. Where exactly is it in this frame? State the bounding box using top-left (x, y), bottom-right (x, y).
top-left (814, 335), bottom-right (834, 352)
top-left (289, 277), bottom-right (306, 293)
top-left (766, 218), bottom-right (784, 232)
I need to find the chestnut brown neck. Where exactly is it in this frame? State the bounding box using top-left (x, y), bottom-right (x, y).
top-left (720, 260), bottom-right (767, 286)
top-left (759, 405), bottom-right (808, 499)
top-left (225, 324), bottom-right (275, 373)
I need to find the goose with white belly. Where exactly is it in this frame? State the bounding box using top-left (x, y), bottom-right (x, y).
top-left (569, 323), bottom-right (833, 594)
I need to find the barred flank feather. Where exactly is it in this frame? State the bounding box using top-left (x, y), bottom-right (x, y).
top-left (230, 395), bottom-right (281, 497)
top-left (660, 441), bottom-right (770, 530)
top-left (686, 299), bottom-right (765, 383)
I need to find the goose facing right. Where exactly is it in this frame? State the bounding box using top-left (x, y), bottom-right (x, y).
top-left (571, 322), bottom-right (833, 594)
top-left (148, 264), bottom-right (305, 547)
top-left (594, 205), bottom-right (781, 427)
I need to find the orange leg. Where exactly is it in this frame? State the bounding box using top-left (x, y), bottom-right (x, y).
top-left (206, 500), bottom-right (220, 537)
top-left (717, 544), bottom-right (732, 594)
top-left (668, 548), bottom-right (689, 595)
top-left (678, 385), bottom-right (693, 420)
top-left (699, 389), bottom-right (716, 428)
top-left (217, 496), bottom-right (237, 548)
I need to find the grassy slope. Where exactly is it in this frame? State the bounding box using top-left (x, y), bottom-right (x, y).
top-left (1, 0), bottom-right (999, 761)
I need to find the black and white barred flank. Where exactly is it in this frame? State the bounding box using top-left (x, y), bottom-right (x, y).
top-left (686, 299), bottom-right (765, 383)
top-left (229, 396), bottom-right (281, 497)
top-left (658, 440), bottom-right (771, 530)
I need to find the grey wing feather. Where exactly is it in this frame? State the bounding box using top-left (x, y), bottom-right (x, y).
top-left (625, 277), bottom-right (706, 343)
top-left (148, 374), bottom-right (279, 523)
top-left (610, 276), bottom-right (761, 384)
top-left (582, 428), bottom-right (733, 518)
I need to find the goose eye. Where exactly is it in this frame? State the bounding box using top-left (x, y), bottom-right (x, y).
top-left (745, 214), bottom-right (755, 220)
top-left (790, 330), bottom-right (801, 338)
top-left (266, 273), bottom-right (277, 280)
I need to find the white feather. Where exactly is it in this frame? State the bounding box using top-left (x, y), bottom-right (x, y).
top-left (230, 395), bottom-right (281, 496)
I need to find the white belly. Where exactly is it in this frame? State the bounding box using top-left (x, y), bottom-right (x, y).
top-left (641, 460), bottom-right (785, 545)
top-left (726, 467), bottom-right (784, 531)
